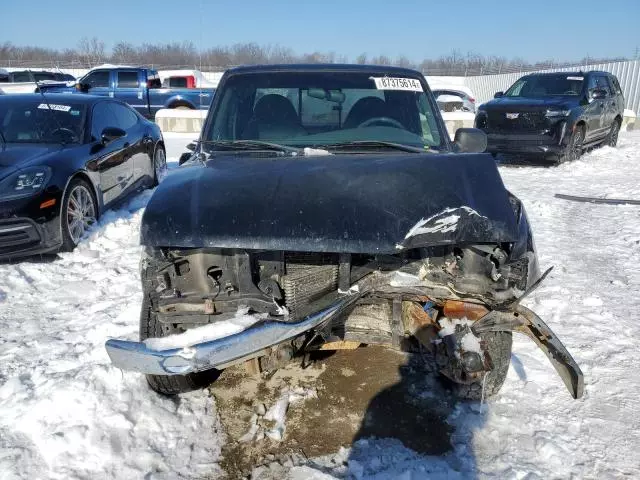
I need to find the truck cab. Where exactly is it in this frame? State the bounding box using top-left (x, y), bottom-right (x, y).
top-left (40, 67), bottom-right (215, 119)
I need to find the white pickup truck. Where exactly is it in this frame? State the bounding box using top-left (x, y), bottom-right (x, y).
top-left (0, 68), bottom-right (76, 94)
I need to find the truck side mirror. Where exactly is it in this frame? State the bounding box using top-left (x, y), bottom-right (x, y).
top-left (76, 82), bottom-right (90, 93)
top-left (454, 128), bottom-right (487, 153)
top-left (494, 91), bottom-right (504, 98)
top-left (590, 89), bottom-right (607, 100)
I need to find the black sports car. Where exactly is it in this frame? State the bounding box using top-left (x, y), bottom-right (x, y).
top-left (0, 94), bottom-right (166, 259)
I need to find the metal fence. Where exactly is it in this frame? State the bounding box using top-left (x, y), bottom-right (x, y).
top-left (3, 58), bottom-right (639, 115)
top-left (463, 59), bottom-right (640, 114)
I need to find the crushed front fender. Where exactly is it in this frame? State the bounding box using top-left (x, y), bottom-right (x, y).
top-left (472, 306), bottom-right (584, 399)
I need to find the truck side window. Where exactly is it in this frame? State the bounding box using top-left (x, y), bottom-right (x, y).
top-left (146, 71), bottom-right (162, 89)
top-left (117, 71), bottom-right (139, 88)
top-left (83, 71), bottom-right (110, 88)
top-left (12, 71), bottom-right (32, 82)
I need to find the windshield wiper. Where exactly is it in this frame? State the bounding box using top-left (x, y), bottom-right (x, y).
top-left (200, 140), bottom-right (302, 154)
top-left (312, 141), bottom-right (436, 154)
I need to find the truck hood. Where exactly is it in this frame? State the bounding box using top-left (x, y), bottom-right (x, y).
top-left (141, 152), bottom-right (520, 253)
top-left (481, 96), bottom-right (578, 111)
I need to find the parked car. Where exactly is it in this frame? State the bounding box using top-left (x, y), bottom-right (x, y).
top-left (38, 67), bottom-right (215, 119)
top-left (0, 93), bottom-right (166, 259)
top-left (475, 71), bottom-right (624, 163)
top-left (0, 70), bottom-right (75, 83)
top-left (432, 86), bottom-right (476, 113)
top-left (105, 64), bottom-right (582, 402)
top-left (432, 85), bottom-right (477, 140)
top-left (0, 69), bottom-right (76, 94)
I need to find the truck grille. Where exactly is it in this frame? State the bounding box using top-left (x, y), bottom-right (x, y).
top-left (282, 253), bottom-right (339, 320)
top-left (487, 111), bottom-right (547, 133)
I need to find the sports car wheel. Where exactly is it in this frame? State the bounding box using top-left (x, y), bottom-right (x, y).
top-left (61, 178), bottom-right (97, 251)
top-left (153, 145), bottom-right (167, 186)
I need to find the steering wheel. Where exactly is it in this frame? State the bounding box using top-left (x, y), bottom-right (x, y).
top-left (50, 127), bottom-right (78, 142)
top-left (358, 116), bottom-right (405, 129)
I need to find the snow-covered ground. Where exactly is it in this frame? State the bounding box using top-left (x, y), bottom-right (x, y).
top-left (1, 132), bottom-right (640, 479)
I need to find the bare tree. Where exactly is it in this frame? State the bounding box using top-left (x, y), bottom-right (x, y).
top-left (77, 37), bottom-right (105, 67)
top-left (0, 39), bottom-right (629, 75)
top-left (113, 42), bottom-right (137, 64)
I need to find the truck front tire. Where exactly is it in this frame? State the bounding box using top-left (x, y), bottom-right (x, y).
top-left (139, 253), bottom-right (219, 395)
top-left (448, 331), bottom-right (512, 400)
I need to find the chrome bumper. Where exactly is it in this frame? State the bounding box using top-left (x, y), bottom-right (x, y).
top-left (105, 300), bottom-right (348, 376)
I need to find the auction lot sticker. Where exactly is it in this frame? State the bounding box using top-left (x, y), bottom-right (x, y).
top-left (371, 77), bottom-right (423, 92)
top-left (38, 103), bottom-right (72, 112)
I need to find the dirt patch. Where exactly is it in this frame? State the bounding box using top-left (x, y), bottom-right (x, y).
top-left (213, 346), bottom-right (454, 478)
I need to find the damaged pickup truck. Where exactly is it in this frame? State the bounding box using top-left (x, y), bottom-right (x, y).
top-left (105, 64), bottom-right (583, 400)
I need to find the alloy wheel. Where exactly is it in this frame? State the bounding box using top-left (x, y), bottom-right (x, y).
top-left (66, 185), bottom-right (96, 244)
top-left (568, 128), bottom-right (584, 161)
top-left (154, 147), bottom-right (167, 184)
top-left (609, 122), bottom-right (620, 147)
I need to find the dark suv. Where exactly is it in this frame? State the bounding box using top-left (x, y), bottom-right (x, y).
top-left (475, 71), bottom-right (624, 163)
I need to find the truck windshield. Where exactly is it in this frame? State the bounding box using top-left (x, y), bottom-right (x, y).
top-left (204, 71), bottom-right (445, 150)
top-left (0, 98), bottom-right (86, 144)
top-left (505, 74), bottom-right (584, 97)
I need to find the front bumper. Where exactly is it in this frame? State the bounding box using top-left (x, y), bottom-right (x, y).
top-left (0, 217), bottom-right (61, 259)
top-left (486, 132), bottom-right (567, 156)
top-left (105, 279), bottom-right (584, 399)
top-left (106, 298), bottom-right (353, 375)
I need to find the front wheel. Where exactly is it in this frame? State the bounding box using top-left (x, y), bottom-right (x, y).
top-left (606, 120), bottom-right (621, 147)
top-left (560, 125), bottom-right (585, 163)
top-left (60, 178), bottom-right (98, 252)
top-left (152, 145), bottom-right (167, 186)
top-left (140, 252), bottom-right (219, 395)
top-left (446, 331), bottom-right (513, 400)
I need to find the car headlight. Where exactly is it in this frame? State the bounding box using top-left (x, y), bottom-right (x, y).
top-left (545, 109), bottom-right (571, 118)
top-left (0, 166), bottom-right (52, 201)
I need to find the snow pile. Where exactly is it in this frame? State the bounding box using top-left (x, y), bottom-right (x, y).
top-left (239, 387), bottom-right (317, 443)
top-left (436, 317), bottom-right (475, 337)
top-left (143, 306), bottom-right (264, 350)
top-left (256, 438), bottom-right (471, 479)
top-left (437, 317), bottom-right (483, 357)
top-left (0, 138), bottom-right (224, 479)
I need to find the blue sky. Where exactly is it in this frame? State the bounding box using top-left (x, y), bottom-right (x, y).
top-left (3, 0), bottom-right (639, 62)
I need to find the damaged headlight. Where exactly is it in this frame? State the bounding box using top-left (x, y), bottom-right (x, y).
top-left (0, 166), bottom-right (52, 201)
